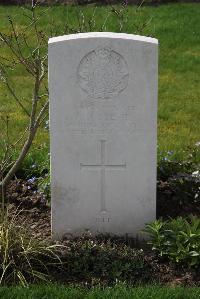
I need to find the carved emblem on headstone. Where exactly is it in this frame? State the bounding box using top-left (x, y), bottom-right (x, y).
top-left (77, 47), bottom-right (129, 99)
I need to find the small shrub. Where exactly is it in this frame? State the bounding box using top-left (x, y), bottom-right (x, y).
top-left (157, 171), bottom-right (200, 219)
top-left (157, 147), bottom-right (200, 218)
top-left (57, 236), bottom-right (153, 284)
top-left (157, 147), bottom-right (200, 181)
top-left (144, 216), bottom-right (200, 267)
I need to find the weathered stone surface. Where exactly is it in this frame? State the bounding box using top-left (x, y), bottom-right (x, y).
top-left (49, 32), bottom-right (158, 239)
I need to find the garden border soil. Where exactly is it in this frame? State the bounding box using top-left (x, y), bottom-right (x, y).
top-left (3, 178), bottom-right (200, 286)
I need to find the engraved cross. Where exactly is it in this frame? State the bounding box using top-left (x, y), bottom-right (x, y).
top-left (80, 140), bottom-right (126, 212)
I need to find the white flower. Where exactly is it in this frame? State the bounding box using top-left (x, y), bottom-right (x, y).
top-left (192, 170), bottom-right (200, 177)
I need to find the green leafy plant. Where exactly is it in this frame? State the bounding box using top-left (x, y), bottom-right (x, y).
top-left (144, 216), bottom-right (200, 267)
top-left (157, 147), bottom-right (200, 219)
top-left (157, 147), bottom-right (200, 181)
top-left (57, 236), bottom-right (152, 284)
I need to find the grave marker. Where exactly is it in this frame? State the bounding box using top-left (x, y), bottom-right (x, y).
top-left (49, 32), bottom-right (158, 239)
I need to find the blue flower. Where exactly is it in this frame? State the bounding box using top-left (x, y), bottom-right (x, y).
top-left (27, 176), bottom-right (36, 184)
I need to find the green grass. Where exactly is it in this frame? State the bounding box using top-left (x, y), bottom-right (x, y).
top-left (0, 284), bottom-right (200, 299)
top-left (0, 3), bottom-right (200, 167)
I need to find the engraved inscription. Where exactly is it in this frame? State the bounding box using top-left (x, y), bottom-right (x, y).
top-left (77, 47), bottom-right (129, 99)
top-left (66, 103), bottom-right (136, 135)
top-left (96, 217), bottom-right (111, 223)
top-left (80, 140), bottom-right (126, 212)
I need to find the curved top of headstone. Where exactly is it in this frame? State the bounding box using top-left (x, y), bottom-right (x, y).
top-left (48, 32), bottom-right (158, 45)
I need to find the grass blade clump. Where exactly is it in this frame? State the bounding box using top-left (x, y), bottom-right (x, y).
top-left (0, 209), bottom-right (61, 285)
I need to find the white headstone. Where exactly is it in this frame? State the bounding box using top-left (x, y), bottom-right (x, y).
top-left (49, 32), bottom-right (158, 239)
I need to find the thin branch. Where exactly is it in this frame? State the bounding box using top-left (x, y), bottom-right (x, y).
top-left (0, 3), bottom-right (49, 192)
top-left (1, 127), bottom-right (36, 189)
top-left (8, 17), bottom-right (25, 63)
top-left (32, 8), bottom-right (39, 40)
top-left (39, 93), bottom-right (48, 99)
top-left (30, 65), bottom-right (40, 130)
top-left (0, 126), bottom-right (28, 177)
top-left (2, 74), bottom-right (30, 117)
top-left (12, 126), bottom-right (29, 148)
top-left (0, 161), bottom-right (14, 177)
top-left (37, 111), bottom-right (48, 129)
top-left (0, 32), bottom-right (35, 76)
top-left (35, 99), bottom-right (49, 129)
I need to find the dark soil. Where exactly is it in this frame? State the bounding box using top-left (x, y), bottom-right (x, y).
top-left (157, 174), bottom-right (200, 219)
top-left (5, 176), bottom-right (200, 241)
top-left (4, 177), bottom-right (200, 286)
top-left (6, 179), bottom-right (51, 240)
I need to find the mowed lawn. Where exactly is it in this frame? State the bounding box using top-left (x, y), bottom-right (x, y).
top-left (0, 284), bottom-right (200, 299)
top-left (0, 3), bottom-right (199, 165)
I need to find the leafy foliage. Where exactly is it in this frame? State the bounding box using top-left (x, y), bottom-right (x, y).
top-left (56, 236), bottom-right (153, 285)
top-left (157, 147), bottom-right (200, 181)
top-left (167, 174), bottom-right (200, 207)
top-left (157, 147), bottom-right (200, 219)
top-left (145, 216), bottom-right (200, 267)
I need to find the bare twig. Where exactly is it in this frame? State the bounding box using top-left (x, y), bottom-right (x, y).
top-left (35, 100), bottom-right (49, 129)
top-left (0, 3), bottom-right (49, 192)
top-left (1, 74), bottom-right (30, 117)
